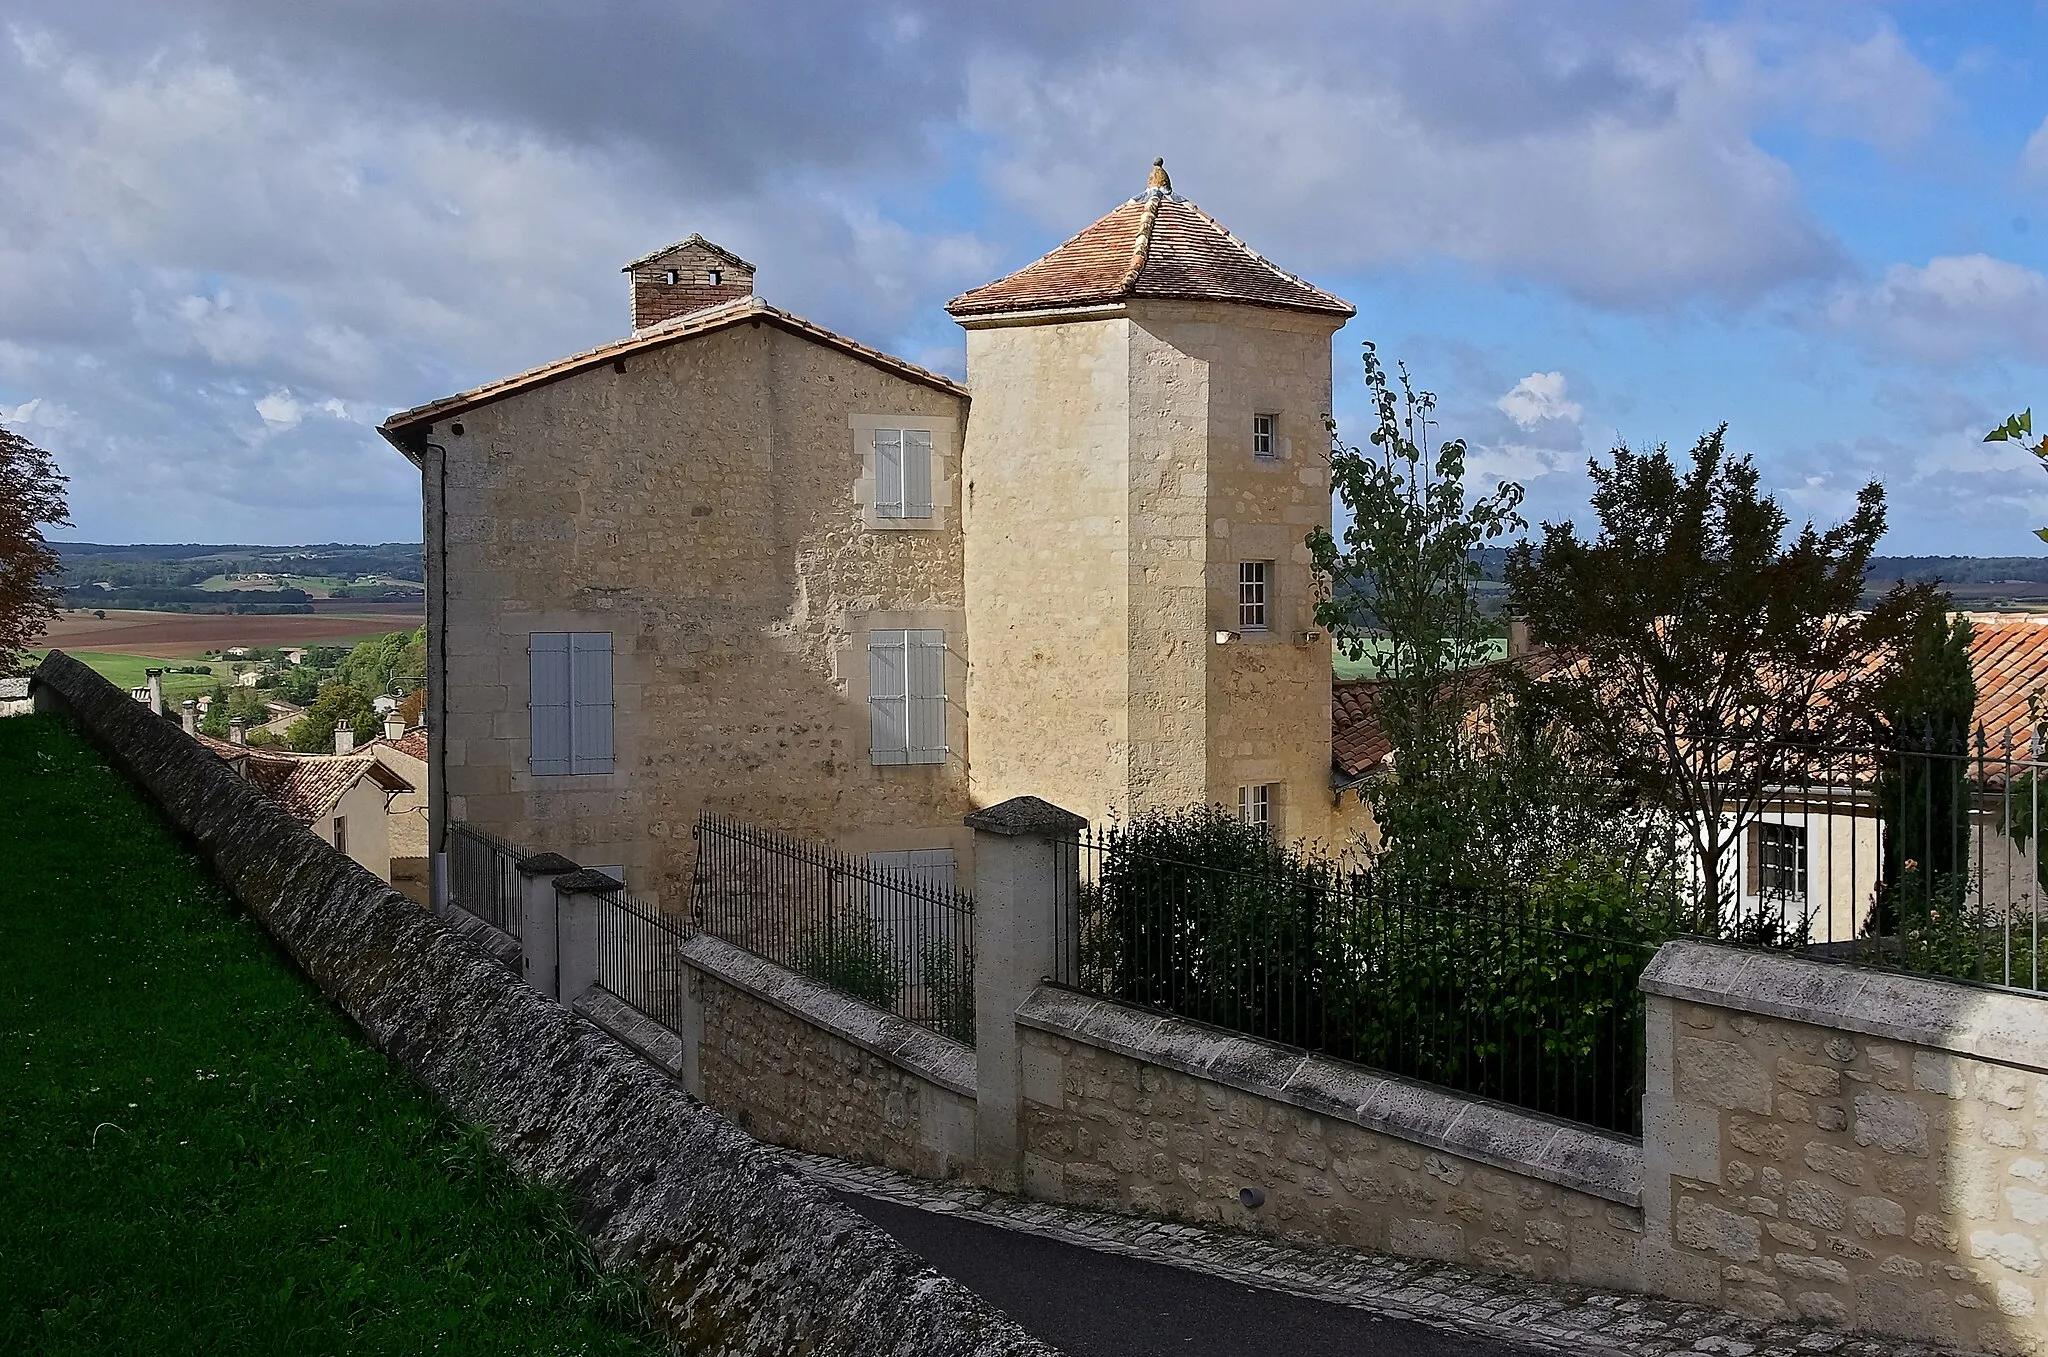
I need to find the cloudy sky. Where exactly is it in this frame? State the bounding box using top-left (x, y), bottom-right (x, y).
top-left (4, 1), bottom-right (2047, 554)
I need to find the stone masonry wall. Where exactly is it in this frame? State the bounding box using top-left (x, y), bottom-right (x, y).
top-left (692, 959), bottom-right (976, 1182)
top-left (1644, 939), bottom-right (2048, 1354)
top-left (31, 651), bottom-right (1049, 1357)
top-left (1015, 987), bottom-right (1644, 1290)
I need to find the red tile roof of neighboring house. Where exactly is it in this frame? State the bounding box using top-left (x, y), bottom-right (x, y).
top-left (374, 728), bottom-right (428, 763)
top-left (946, 187), bottom-right (1355, 321)
top-left (240, 753), bottom-right (411, 824)
top-left (378, 296), bottom-right (964, 460)
top-left (1330, 652), bottom-right (1570, 783)
top-left (1964, 618), bottom-right (2048, 753)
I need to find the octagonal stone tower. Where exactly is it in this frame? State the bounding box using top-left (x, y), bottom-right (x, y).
top-left (948, 162), bottom-right (1353, 843)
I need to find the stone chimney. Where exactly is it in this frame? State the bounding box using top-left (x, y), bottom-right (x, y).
top-left (229, 718), bottom-right (246, 746)
top-left (1507, 616), bottom-right (1532, 660)
top-left (145, 669), bottom-right (164, 716)
top-left (333, 721), bottom-right (355, 755)
top-left (180, 699), bottom-right (198, 735)
top-left (384, 711), bottom-right (406, 742)
top-left (624, 235), bottom-right (755, 331)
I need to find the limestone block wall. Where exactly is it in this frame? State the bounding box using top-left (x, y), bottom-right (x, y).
top-left (1643, 939), bottom-right (2048, 1353)
top-left (678, 933), bottom-right (978, 1182)
top-left (1013, 986), bottom-right (1644, 1289)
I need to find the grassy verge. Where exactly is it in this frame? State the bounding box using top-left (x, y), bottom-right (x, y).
top-left (0, 715), bottom-right (672, 1355)
top-left (21, 651), bottom-right (221, 700)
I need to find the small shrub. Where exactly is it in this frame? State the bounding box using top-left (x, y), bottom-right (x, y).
top-left (921, 940), bottom-right (975, 1046)
top-left (794, 918), bottom-right (900, 1011)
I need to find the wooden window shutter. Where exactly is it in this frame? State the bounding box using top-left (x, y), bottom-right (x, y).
top-left (529, 633), bottom-right (572, 775)
top-left (1745, 823), bottom-right (1761, 895)
top-left (906, 629), bottom-right (947, 764)
top-left (903, 430), bottom-right (933, 519)
top-left (869, 630), bottom-right (909, 764)
top-left (569, 632), bottom-right (614, 774)
top-left (874, 430), bottom-right (904, 519)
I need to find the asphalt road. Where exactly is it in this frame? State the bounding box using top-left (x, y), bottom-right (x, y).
top-left (835, 1192), bottom-right (1552, 1357)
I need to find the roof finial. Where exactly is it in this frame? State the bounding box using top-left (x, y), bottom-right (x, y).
top-left (1147, 157), bottom-right (1171, 196)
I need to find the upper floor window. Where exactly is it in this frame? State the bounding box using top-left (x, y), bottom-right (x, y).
top-left (1238, 562), bottom-right (1270, 632)
top-left (869, 629), bottom-right (946, 765)
top-left (873, 429), bottom-right (934, 520)
top-left (1253, 413), bottom-right (1278, 460)
top-left (529, 632), bottom-right (614, 775)
top-left (1240, 784), bottom-right (1275, 837)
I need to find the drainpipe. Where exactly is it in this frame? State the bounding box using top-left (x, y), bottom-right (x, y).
top-left (424, 439), bottom-right (450, 907)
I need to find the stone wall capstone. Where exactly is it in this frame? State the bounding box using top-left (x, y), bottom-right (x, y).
top-left (29, 650), bottom-right (1055, 1357)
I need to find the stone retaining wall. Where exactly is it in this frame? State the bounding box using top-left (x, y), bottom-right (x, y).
top-left (30, 651), bottom-right (1053, 1357)
top-left (1643, 939), bottom-right (2048, 1354)
top-left (1014, 986), bottom-right (1646, 1290)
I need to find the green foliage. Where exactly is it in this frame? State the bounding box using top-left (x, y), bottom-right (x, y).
top-left (794, 919), bottom-right (901, 1011)
top-left (1507, 425), bottom-right (1940, 927)
top-left (1985, 410), bottom-right (2048, 543)
top-left (335, 629), bottom-right (424, 698)
top-left (0, 716), bottom-right (666, 1354)
top-left (199, 684), bottom-right (271, 740)
top-left (920, 941), bottom-right (975, 1046)
top-left (1873, 608), bottom-right (1975, 933)
top-left (0, 421), bottom-right (68, 670)
top-left (285, 682), bottom-right (378, 753)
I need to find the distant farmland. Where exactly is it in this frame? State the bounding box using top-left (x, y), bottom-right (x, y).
top-left (33, 609), bottom-right (420, 659)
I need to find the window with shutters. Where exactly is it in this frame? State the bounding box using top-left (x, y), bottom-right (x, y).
top-left (528, 632), bottom-right (615, 775)
top-left (872, 428), bottom-right (934, 520)
top-left (1239, 561), bottom-right (1271, 632)
top-left (869, 629), bottom-right (947, 765)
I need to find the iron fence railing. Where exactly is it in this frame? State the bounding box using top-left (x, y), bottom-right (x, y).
top-left (692, 812), bottom-right (976, 1045)
top-left (445, 822), bottom-right (525, 938)
top-left (1057, 827), bottom-right (1657, 1134)
top-left (593, 886), bottom-right (694, 1035)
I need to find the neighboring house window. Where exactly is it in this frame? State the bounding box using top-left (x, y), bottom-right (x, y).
top-left (867, 848), bottom-right (960, 980)
top-left (332, 816), bottom-right (347, 856)
top-left (1239, 784), bottom-right (1275, 837)
top-left (873, 429), bottom-right (934, 520)
top-left (1239, 561), bottom-right (1270, 632)
top-left (869, 629), bottom-right (946, 765)
top-left (529, 632), bottom-right (615, 775)
top-left (1750, 822), bottom-right (1808, 899)
top-left (1253, 413), bottom-right (1277, 460)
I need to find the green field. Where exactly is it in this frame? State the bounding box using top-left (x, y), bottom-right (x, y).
top-left (0, 714), bottom-right (670, 1354)
top-left (23, 652), bottom-right (223, 701)
top-left (1331, 637), bottom-right (1508, 681)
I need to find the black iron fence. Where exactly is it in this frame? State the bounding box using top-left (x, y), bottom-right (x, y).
top-left (1057, 825), bottom-right (1658, 1134)
top-left (445, 821), bottom-right (525, 937)
top-left (593, 886), bottom-right (694, 1035)
top-left (692, 813), bottom-right (976, 1045)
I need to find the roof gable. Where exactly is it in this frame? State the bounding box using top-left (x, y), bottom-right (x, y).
top-left (622, 234), bottom-right (755, 273)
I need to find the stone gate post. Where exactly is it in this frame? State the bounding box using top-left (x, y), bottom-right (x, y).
top-left (515, 852), bottom-right (578, 997)
top-left (966, 795), bottom-right (1087, 1191)
top-left (553, 868), bottom-right (622, 1004)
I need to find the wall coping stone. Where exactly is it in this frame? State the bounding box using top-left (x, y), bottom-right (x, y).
top-left (444, 905), bottom-right (521, 972)
top-left (963, 796), bottom-right (1087, 837)
top-left (516, 851), bottom-right (579, 876)
top-left (1017, 985), bottom-right (1642, 1209)
top-left (572, 986), bottom-right (688, 1080)
top-left (553, 868), bottom-right (623, 895)
top-left (1642, 936), bottom-right (2048, 1069)
top-left (678, 932), bottom-right (978, 1099)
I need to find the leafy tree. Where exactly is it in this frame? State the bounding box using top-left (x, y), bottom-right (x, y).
top-left (0, 423), bottom-right (68, 672)
top-left (284, 682), bottom-right (378, 753)
top-left (199, 683), bottom-right (272, 740)
top-left (1507, 426), bottom-right (1939, 932)
top-left (1306, 344), bottom-right (1524, 884)
top-left (1986, 410), bottom-right (2048, 541)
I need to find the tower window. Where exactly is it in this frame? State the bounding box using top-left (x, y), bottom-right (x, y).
top-left (1253, 413), bottom-right (1277, 460)
top-left (663, 269), bottom-right (678, 285)
top-left (707, 269), bottom-right (723, 286)
top-left (1238, 561), bottom-right (1270, 632)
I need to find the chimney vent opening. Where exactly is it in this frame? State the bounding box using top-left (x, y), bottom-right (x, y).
top-left (663, 269), bottom-right (677, 285)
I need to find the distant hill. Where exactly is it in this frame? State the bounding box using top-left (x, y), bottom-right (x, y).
top-left (50, 543), bottom-right (423, 615)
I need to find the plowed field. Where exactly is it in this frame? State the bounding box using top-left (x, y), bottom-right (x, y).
top-left (34, 609), bottom-right (421, 658)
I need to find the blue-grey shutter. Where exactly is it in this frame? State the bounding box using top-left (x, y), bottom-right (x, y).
top-left (903, 429), bottom-right (933, 519)
top-left (569, 632), bottom-right (614, 774)
top-left (874, 430), bottom-right (903, 519)
top-left (529, 633), bottom-right (571, 775)
top-left (906, 629), bottom-right (946, 764)
top-left (869, 630), bottom-right (908, 764)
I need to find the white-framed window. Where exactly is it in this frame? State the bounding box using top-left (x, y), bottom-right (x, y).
top-left (873, 429), bottom-right (934, 520)
top-left (1240, 784), bottom-right (1275, 837)
top-left (663, 269), bottom-right (678, 285)
top-left (869, 629), bottom-right (946, 765)
top-left (707, 268), bottom-right (723, 286)
top-left (529, 632), bottom-right (615, 775)
top-left (1239, 561), bottom-right (1270, 632)
top-left (1751, 822), bottom-right (1808, 899)
top-left (1253, 413), bottom-right (1278, 460)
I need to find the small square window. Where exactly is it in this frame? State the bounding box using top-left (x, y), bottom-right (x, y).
top-left (707, 268), bottom-right (723, 286)
top-left (1238, 561), bottom-right (1270, 632)
top-left (663, 269), bottom-right (678, 285)
top-left (1754, 822), bottom-right (1808, 899)
top-left (1239, 784), bottom-right (1275, 837)
top-left (1252, 414), bottom-right (1277, 460)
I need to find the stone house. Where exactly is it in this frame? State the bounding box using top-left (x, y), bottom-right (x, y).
top-left (366, 713), bottom-right (431, 904)
top-left (195, 733), bottom-right (413, 884)
top-left (380, 162), bottom-right (1364, 903)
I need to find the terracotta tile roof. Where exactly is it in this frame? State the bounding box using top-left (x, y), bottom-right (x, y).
top-left (374, 728), bottom-right (428, 763)
top-left (379, 296), bottom-right (965, 458)
top-left (240, 752), bottom-right (412, 824)
top-left (947, 192), bottom-right (1354, 320)
top-left (1964, 617), bottom-right (2048, 753)
top-left (1331, 653), bottom-right (1570, 782)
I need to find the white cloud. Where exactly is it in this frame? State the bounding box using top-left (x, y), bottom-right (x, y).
top-left (1498, 372), bottom-right (1583, 429)
top-left (1824, 254), bottom-right (2048, 365)
top-left (2025, 115), bottom-right (2048, 184)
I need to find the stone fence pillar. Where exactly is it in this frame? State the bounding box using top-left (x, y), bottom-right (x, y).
top-left (966, 795), bottom-right (1087, 1191)
top-left (515, 852), bottom-right (578, 998)
top-left (553, 868), bottom-right (622, 1005)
